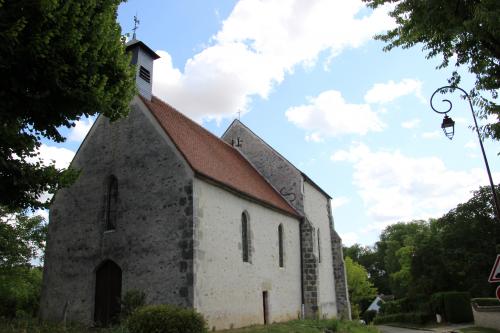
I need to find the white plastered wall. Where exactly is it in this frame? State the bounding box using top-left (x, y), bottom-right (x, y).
top-left (193, 178), bottom-right (301, 330)
top-left (303, 181), bottom-right (338, 318)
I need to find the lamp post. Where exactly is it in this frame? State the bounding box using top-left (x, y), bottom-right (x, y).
top-left (430, 85), bottom-right (500, 222)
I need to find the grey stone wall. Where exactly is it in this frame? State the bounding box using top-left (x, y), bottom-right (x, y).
top-left (40, 97), bottom-right (195, 324)
top-left (301, 218), bottom-right (319, 318)
top-left (221, 121), bottom-right (304, 214)
top-left (328, 202), bottom-right (351, 319)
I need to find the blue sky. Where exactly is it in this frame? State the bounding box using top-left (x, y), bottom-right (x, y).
top-left (40, 0), bottom-right (499, 246)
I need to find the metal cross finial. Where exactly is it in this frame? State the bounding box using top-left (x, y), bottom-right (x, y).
top-left (237, 110), bottom-right (241, 121)
top-left (132, 14), bottom-right (140, 40)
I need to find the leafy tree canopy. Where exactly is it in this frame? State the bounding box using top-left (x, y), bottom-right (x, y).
top-left (0, 207), bottom-right (47, 268)
top-left (0, 0), bottom-right (136, 210)
top-left (345, 256), bottom-right (378, 317)
top-left (364, 0), bottom-right (500, 139)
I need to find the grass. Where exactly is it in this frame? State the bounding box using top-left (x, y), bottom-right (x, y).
top-left (0, 318), bottom-right (378, 333)
top-left (219, 319), bottom-right (379, 333)
top-left (459, 327), bottom-right (500, 333)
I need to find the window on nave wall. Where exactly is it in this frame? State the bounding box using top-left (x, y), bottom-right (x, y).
top-left (242, 212), bottom-right (250, 263)
top-left (105, 175), bottom-right (118, 231)
top-left (278, 224), bottom-right (284, 268)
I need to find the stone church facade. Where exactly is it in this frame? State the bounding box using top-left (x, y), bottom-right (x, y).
top-left (40, 39), bottom-right (350, 330)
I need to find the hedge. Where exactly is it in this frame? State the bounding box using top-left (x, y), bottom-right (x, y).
top-left (379, 296), bottom-right (430, 316)
top-left (373, 312), bottom-right (433, 325)
top-left (430, 291), bottom-right (473, 323)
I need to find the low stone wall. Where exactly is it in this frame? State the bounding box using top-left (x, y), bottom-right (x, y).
top-left (471, 302), bottom-right (500, 330)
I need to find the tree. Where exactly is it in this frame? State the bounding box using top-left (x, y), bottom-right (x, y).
top-left (364, 0), bottom-right (500, 139)
top-left (344, 243), bottom-right (390, 294)
top-left (0, 207), bottom-right (47, 268)
top-left (345, 256), bottom-right (378, 318)
top-left (0, 0), bottom-right (136, 210)
top-left (435, 185), bottom-right (500, 297)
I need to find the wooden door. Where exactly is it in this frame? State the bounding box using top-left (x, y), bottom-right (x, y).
top-left (94, 260), bottom-right (122, 326)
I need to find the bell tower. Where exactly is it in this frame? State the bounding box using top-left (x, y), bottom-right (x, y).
top-left (125, 38), bottom-right (160, 100)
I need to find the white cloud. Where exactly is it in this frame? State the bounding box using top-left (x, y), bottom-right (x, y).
top-left (401, 118), bottom-right (421, 129)
top-left (68, 117), bottom-right (95, 142)
top-left (153, 0), bottom-right (395, 121)
top-left (364, 78), bottom-right (425, 104)
top-left (421, 131), bottom-right (440, 139)
top-left (465, 140), bottom-right (478, 149)
top-left (339, 232), bottom-right (358, 246)
top-left (331, 143), bottom-right (498, 230)
top-left (285, 90), bottom-right (385, 137)
top-left (331, 196), bottom-right (350, 209)
top-left (305, 132), bottom-right (324, 143)
top-left (27, 144), bottom-right (75, 169)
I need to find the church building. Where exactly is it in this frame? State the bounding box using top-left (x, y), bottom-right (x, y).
top-left (40, 39), bottom-right (350, 330)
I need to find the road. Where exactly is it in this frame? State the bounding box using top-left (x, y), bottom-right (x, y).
top-left (377, 326), bottom-right (431, 333)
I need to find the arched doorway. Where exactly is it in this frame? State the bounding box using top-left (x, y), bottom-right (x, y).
top-left (94, 260), bottom-right (122, 326)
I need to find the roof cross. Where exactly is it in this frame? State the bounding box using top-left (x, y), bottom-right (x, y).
top-left (132, 14), bottom-right (140, 40)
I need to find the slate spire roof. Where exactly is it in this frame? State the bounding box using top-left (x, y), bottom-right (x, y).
top-left (140, 95), bottom-right (299, 217)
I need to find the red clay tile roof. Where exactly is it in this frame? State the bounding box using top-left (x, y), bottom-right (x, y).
top-left (140, 95), bottom-right (299, 217)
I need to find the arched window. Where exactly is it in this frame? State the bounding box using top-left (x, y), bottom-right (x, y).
top-left (242, 212), bottom-right (250, 262)
top-left (317, 228), bottom-right (321, 263)
top-left (278, 224), bottom-right (284, 267)
top-left (105, 175), bottom-right (118, 231)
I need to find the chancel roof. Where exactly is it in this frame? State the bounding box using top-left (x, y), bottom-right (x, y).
top-left (140, 95), bottom-right (299, 217)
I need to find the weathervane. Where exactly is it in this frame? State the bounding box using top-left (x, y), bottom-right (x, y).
top-left (132, 14), bottom-right (140, 40)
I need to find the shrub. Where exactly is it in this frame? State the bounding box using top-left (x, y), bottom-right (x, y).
top-left (380, 296), bottom-right (431, 316)
top-left (373, 312), bottom-right (433, 325)
top-left (121, 290), bottom-right (146, 318)
top-left (127, 304), bottom-right (207, 333)
top-left (443, 292), bottom-right (473, 323)
top-left (0, 266), bottom-right (42, 318)
top-left (362, 310), bottom-right (377, 324)
top-left (431, 291), bottom-right (473, 323)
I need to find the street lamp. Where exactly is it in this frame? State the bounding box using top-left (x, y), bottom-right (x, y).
top-left (430, 85), bottom-right (500, 222)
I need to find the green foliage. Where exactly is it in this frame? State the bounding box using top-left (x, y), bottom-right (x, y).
top-left (0, 0), bottom-right (136, 211)
top-left (444, 292), bottom-right (473, 323)
top-left (345, 256), bottom-right (378, 316)
top-left (0, 207), bottom-right (47, 267)
top-left (431, 292), bottom-right (473, 323)
top-left (362, 310), bottom-right (377, 324)
top-left (120, 290), bottom-right (146, 319)
top-left (126, 304), bottom-right (207, 333)
top-left (349, 185), bottom-right (500, 299)
top-left (0, 317), bottom-right (127, 333)
top-left (373, 312), bottom-right (433, 325)
top-left (363, 0), bottom-right (500, 141)
top-left (379, 296), bottom-right (430, 316)
top-left (471, 298), bottom-right (500, 307)
top-left (0, 318), bottom-right (378, 333)
top-left (0, 266), bottom-right (42, 318)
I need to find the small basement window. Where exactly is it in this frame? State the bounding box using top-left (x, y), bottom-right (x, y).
top-left (139, 66), bottom-right (151, 83)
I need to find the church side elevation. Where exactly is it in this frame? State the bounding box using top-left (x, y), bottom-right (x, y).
top-left (40, 39), bottom-right (351, 330)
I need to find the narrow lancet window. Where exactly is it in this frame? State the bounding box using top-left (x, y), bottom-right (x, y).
top-left (242, 212), bottom-right (250, 262)
top-left (278, 224), bottom-right (284, 267)
top-left (105, 175), bottom-right (118, 231)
